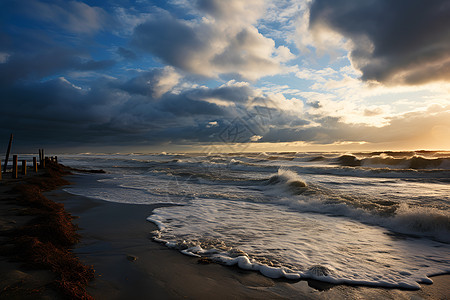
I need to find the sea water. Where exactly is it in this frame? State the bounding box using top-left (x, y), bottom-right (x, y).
top-left (62, 151), bottom-right (450, 289)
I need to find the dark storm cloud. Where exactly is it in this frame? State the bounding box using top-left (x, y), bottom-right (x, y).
top-left (120, 69), bottom-right (171, 97)
top-left (309, 0), bottom-right (450, 85)
top-left (3, 65), bottom-right (446, 151)
top-left (0, 50), bottom-right (116, 85)
top-left (157, 94), bottom-right (227, 117)
top-left (132, 13), bottom-right (204, 73)
top-left (0, 71), bottom-right (241, 150)
top-left (0, 1), bottom-right (116, 86)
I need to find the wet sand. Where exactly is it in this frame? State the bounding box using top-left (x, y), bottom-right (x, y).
top-left (44, 173), bottom-right (449, 299)
top-left (1, 169), bottom-right (448, 299)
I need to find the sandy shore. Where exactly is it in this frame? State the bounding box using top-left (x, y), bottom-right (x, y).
top-left (1, 169), bottom-right (449, 299)
top-left (0, 164), bottom-right (94, 299)
top-left (0, 175), bottom-right (58, 299)
top-left (47, 173), bottom-right (449, 299)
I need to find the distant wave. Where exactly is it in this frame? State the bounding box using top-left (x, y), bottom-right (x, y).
top-left (308, 155), bottom-right (326, 162)
top-left (336, 155), bottom-right (361, 167)
top-left (335, 154), bottom-right (450, 170)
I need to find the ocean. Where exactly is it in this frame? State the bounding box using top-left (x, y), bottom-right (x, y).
top-left (61, 151), bottom-right (450, 289)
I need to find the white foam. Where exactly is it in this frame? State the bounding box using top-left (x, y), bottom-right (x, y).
top-left (148, 198), bottom-right (450, 289)
top-left (389, 203), bottom-right (450, 242)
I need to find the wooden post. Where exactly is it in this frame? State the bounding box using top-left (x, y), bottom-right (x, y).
top-left (39, 149), bottom-right (43, 168)
top-left (12, 155), bottom-right (18, 179)
top-left (55, 156), bottom-right (58, 164)
top-left (33, 157), bottom-right (37, 173)
top-left (39, 149), bottom-right (46, 169)
top-left (3, 134), bottom-right (13, 173)
top-left (21, 160), bottom-right (27, 176)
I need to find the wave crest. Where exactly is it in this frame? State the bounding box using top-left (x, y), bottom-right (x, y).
top-left (267, 169), bottom-right (307, 195)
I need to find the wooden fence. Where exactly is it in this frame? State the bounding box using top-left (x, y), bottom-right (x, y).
top-left (0, 148), bottom-right (58, 180)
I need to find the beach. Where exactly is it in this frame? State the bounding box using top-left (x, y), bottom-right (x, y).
top-left (0, 176), bottom-right (57, 299)
top-left (51, 177), bottom-right (450, 299)
top-left (48, 178), bottom-right (450, 299)
top-left (1, 157), bottom-right (449, 299)
top-left (0, 163), bottom-right (95, 299)
top-left (2, 0), bottom-right (449, 297)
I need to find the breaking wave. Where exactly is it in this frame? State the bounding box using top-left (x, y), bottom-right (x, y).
top-left (266, 169), bottom-right (308, 195)
top-left (389, 203), bottom-right (450, 242)
top-left (262, 168), bottom-right (450, 243)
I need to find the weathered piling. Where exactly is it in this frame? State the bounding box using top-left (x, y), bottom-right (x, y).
top-left (39, 149), bottom-right (45, 169)
top-left (41, 154), bottom-right (46, 169)
top-left (33, 157), bottom-right (38, 173)
top-left (12, 155), bottom-right (18, 179)
top-left (3, 134), bottom-right (13, 173)
top-left (21, 160), bottom-right (27, 175)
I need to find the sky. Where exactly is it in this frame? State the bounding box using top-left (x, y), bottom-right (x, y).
top-left (1, 0), bottom-right (449, 153)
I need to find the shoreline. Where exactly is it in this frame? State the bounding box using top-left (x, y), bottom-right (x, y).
top-left (1, 166), bottom-right (449, 299)
top-left (52, 173), bottom-right (450, 299)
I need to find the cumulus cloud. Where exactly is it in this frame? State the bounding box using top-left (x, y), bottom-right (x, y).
top-left (132, 0), bottom-right (293, 80)
top-left (309, 0), bottom-right (450, 85)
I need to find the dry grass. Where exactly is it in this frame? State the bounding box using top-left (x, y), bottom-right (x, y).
top-left (7, 161), bottom-right (95, 299)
